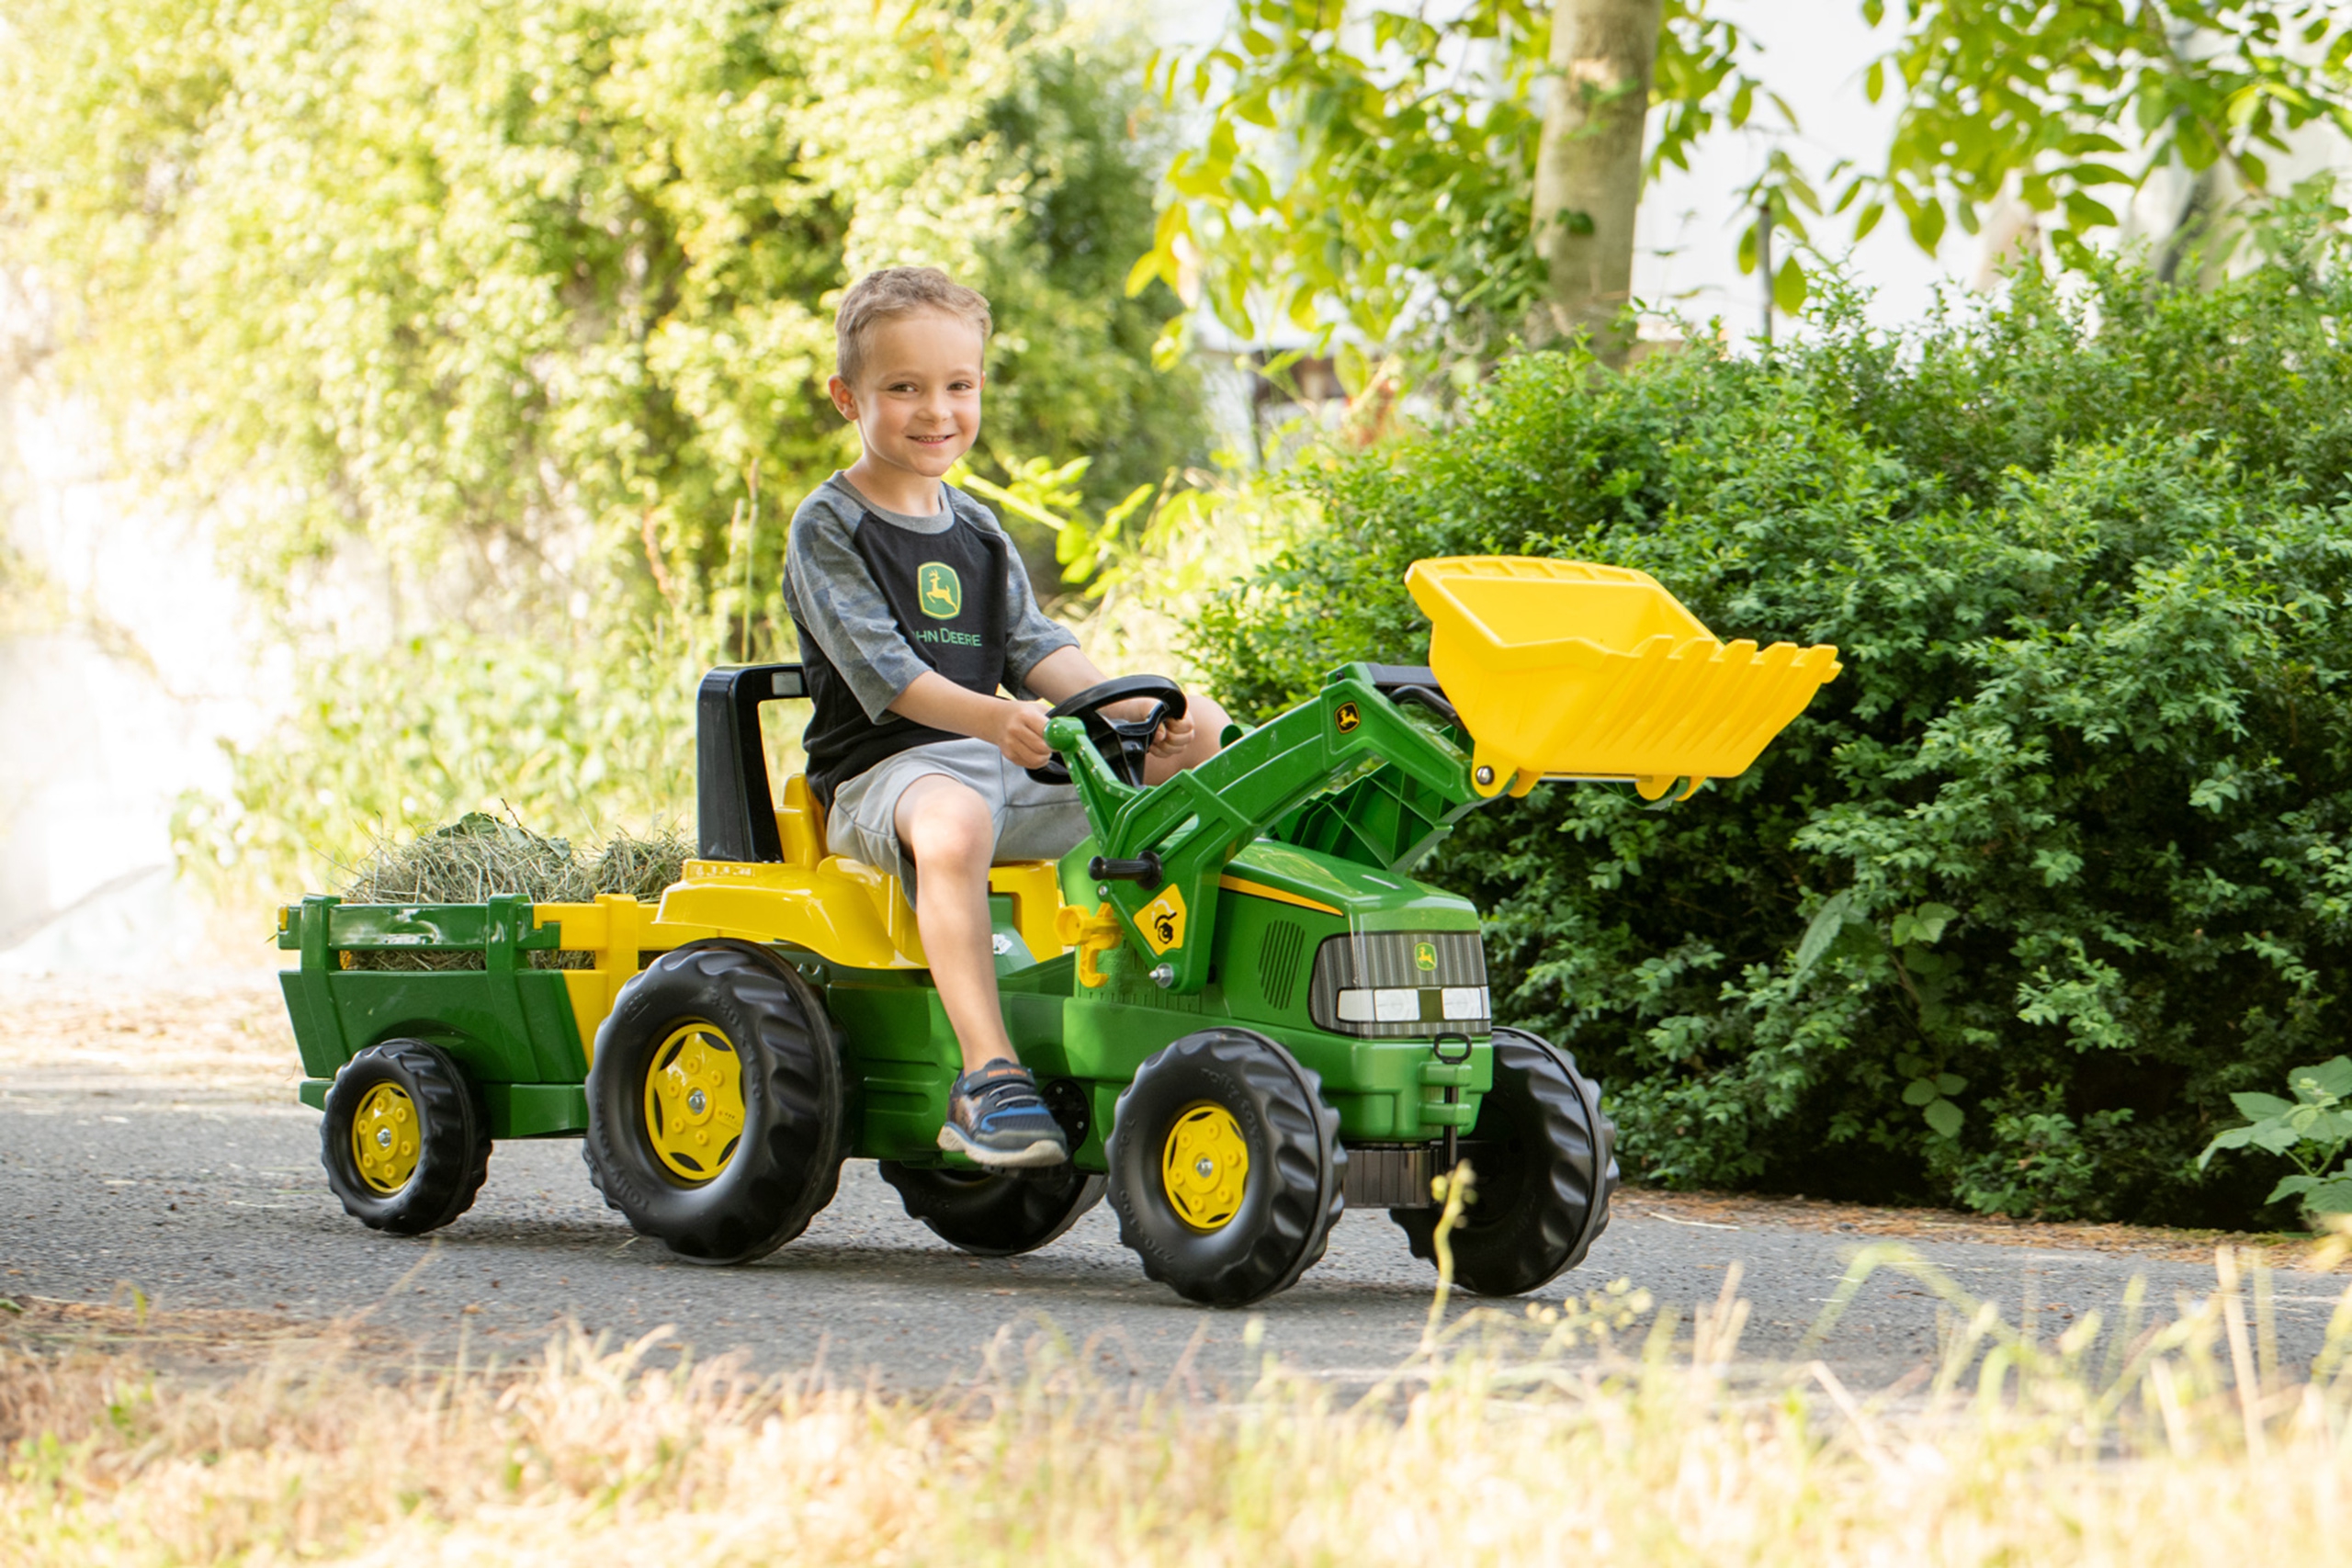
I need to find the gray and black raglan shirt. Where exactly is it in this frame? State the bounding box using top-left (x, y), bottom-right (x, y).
top-left (783, 474), bottom-right (1077, 807)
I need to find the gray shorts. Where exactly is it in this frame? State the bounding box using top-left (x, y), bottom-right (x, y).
top-left (824, 738), bottom-right (1090, 889)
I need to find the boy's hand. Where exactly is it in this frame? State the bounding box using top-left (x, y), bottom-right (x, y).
top-left (1104, 694), bottom-right (1193, 758)
top-left (989, 700), bottom-right (1054, 768)
top-left (1148, 709), bottom-right (1194, 758)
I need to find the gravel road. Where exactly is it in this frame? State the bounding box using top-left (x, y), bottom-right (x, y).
top-left (4, 977), bottom-right (2342, 1393)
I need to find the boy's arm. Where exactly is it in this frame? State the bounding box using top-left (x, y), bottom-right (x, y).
top-left (888, 671), bottom-right (1054, 768)
top-left (1021, 647), bottom-right (1196, 758)
top-left (892, 647), bottom-right (1195, 768)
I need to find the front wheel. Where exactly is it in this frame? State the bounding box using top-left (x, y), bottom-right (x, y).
top-left (1106, 1028), bottom-right (1343, 1307)
top-left (1392, 1027), bottom-right (1617, 1297)
top-left (320, 1038), bottom-right (491, 1235)
top-left (584, 940), bottom-right (844, 1265)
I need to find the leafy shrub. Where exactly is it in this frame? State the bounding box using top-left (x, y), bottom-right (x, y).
top-left (2199, 1057), bottom-right (2352, 1221)
top-left (1190, 236), bottom-right (2352, 1226)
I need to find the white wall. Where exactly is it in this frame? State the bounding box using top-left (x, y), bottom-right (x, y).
top-left (0, 277), bottom-right (271, 974)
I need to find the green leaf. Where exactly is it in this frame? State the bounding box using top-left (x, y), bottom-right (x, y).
top-left (1854, 201), bottom-right (1885, 241)
top-left (2299, 1177), bottom-right (2352, 1215)
top-left (2268, 1172), bottom-right (2322, 1203)
top-left (2063, 191), bottom-right (2119, 231)
top-left (2292, 1057), bottom-right (2352, 1100)
top-left (1124, 250), bottom-right (1168, 299)
top-left (1772, 254), bottom-right (1807, 315)
top-left (1864, 60), bottom-right (1884, 104)
top-left (1794, 889), bottom-right (1856, 976)
top-left (2199, 1125), bottom-right (2258, 1168)
top-left (1935, 1072), bottom-right (1967, 1096)
top-left (1903, 1078), bottom-right (1937, 1107)
top-left (1907, 197), bottom-right (1947, 253)
top-left (1923, 1098), bottom-right (1965, 1138)
top-left (2231, 1091), bottom-right (2297, 1121)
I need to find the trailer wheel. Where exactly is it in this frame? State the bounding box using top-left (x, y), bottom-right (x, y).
top-left (880, 1161), bottom-right (1104, 1257)
top-left (320, 1039), bottom-right (491, 1235)
top-left (1106, 1028), bottom-right (1343, 1307)
top-left (1391, 1027), bottom-right (1617, 1297)
top-left (584, 940), bottom-right (843, 1265)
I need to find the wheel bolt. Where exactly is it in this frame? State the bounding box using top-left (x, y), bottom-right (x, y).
top-left (377, 1127), bottom-right (392, 1149)
top-left (1195, 1156), bottom-right (1215, 1179)
top-left (687, 1089), bottom-right (707, 1116)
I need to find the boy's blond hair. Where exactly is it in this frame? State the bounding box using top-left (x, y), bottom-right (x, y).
top-left (834, 266), bottom-right (992, 386)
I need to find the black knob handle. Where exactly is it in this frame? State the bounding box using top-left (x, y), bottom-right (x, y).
top-left (1087, 852), bottom-right (1164, 892)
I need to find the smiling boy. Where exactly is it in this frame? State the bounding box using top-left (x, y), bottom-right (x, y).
top-left (781, 266), bottom-right (1227, 1168)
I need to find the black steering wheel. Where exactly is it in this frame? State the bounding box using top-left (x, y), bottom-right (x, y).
top-left (1025, 675), bottom-right (1188, 788)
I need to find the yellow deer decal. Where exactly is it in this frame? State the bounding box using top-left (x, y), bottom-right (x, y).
top-left (917, 562), bottom-right (962, 619)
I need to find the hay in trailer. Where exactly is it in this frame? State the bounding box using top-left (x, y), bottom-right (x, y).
top-left (336, 813), bottom-right (691, 970)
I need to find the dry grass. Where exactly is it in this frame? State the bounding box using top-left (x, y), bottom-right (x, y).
top-left (8, 1237), bottom-right (2352, 1567)
top-left (333, 814), bottom-right (691, 972)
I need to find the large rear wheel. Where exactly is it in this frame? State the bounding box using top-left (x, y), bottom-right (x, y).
top-left (1392, 1027), bottom-right (1616, 1297)
top-left (584, 940), bottom-right (844, 1265)
top-left (1106, 1028), bottom-right (1343, 1307)
top-left (879, 1162), bottom-right (1104, 1257)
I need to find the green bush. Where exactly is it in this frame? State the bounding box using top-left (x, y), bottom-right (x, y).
top-left (1191, 236), bottom-right (2352, 1227)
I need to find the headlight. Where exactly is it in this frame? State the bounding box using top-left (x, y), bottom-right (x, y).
top-left (1307, 931), bottom-right (1490, 1039)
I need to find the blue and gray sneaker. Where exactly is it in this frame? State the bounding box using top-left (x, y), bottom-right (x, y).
top-left (939, 1059), bottom-right (1069, 1168)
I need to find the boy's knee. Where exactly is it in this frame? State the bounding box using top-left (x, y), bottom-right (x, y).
top-left (896, 777), bottom-right (995, 871)
top-left (1188, 695), bottom-right (1231, 756)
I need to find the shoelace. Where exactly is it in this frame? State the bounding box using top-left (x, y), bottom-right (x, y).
top-left (967, 1074), bottom-right (1040, 1115)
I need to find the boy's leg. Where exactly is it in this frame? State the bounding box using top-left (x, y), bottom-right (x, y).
top-left (895, 773), bottom-right (1068, 1168)
top-left (893, 773), bottom-right (1013, 1074)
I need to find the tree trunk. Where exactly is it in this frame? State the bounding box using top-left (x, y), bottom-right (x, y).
top-left (1532, 0), bottom-right (1664, 367)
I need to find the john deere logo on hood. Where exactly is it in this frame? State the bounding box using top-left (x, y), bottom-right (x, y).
top-left (918, 562), bottom-right (962, 620)
top-left (1415, 941), bottom-right (1438, 972)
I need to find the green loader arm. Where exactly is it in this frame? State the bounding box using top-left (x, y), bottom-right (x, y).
top-left (1048, 664), bottom-right (1486, 995)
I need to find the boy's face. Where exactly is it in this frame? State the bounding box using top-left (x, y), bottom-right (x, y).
top-left (827, 309), bottom-right (985, 486)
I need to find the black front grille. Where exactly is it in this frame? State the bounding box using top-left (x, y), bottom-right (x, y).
top-left (1307, 930), bottom-right (1489, 1038)
top-left (1259, 919), bottom-right (1305, 1011)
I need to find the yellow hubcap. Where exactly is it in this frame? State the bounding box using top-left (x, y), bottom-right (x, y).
top-left (1162, 1103), bottom-right (1250, 1232)
top-left (643, 1022), bottom-right (745, 1184)
top-left (352, 1082), bottom-right (422, 1194)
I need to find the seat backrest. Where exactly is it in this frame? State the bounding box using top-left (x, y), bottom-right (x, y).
top-left (775, 773), bottom-right (825, 870)
top-left (696, 663), bottom-right (806, 862)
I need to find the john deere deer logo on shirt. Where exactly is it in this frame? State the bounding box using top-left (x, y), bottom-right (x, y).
top-left (918, 562), bottom-right (962, 620)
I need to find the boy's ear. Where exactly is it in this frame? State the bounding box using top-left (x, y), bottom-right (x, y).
top-left (826, 374), bottom-right (858, 423)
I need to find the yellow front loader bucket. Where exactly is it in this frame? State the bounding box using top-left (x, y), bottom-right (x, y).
top-left (1405, 556), bottom-right (1842, 799)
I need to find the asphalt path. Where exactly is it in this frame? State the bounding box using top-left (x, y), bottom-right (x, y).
top-left (7, 1055), bottom-right (2343, 1394)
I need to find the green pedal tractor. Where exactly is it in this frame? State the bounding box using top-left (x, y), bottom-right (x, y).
top-left (277, 558), bottom-right (1840, 1305)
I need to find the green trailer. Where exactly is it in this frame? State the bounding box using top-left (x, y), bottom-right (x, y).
top-left (278, 556), bottom-right (1840, 1304)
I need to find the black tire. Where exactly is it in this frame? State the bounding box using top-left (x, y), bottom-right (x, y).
top-left (583, 939), bottom-right (844, 1265)
top-left (1106, 1028), bottom-right (1344, 1307)
top-left (320, 1038), bottom-right (492, 1235)
top-left (879, 1162), bottom-right (1106, 1257)
top-left (1392, 1026), bottom-right (1617, 1297)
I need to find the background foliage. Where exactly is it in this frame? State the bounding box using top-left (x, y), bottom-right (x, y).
top-left (1139, 0), bottom-right (2352, 385)
top-left (1, 0), bottom-right (1204, 885)
top-left (1193, 231), bottom-right (2352, 1226)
